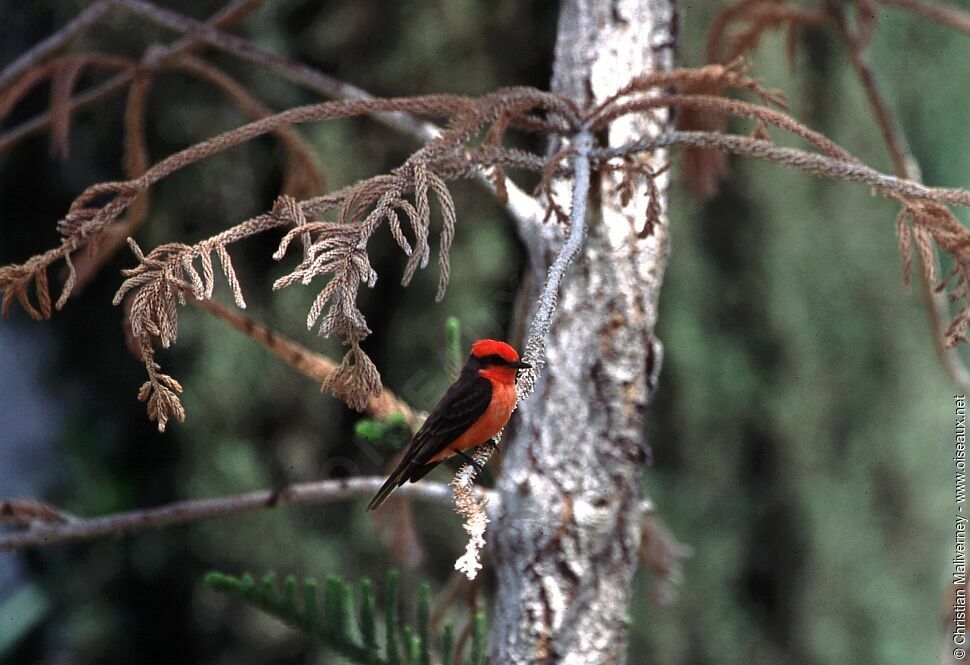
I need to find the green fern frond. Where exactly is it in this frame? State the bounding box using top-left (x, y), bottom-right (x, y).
top-left (360, 578), bottom-right (379, 662)
top-left (302, 577), bottom-right (319, 628)
top-left (417, 583), bottom-right (431, 665)
top-left (204, 571), bottom-right (368, 663)
top-left (204, 569), bottom-right (481, 665)
top-left (441, 623), bottom-right (454, 665)
top-left (470, 612), bottom-right (487, 665)
top-left (385, 570), bottom-right (401, 665)
top-left (401, 624), bottom-right (418, 665)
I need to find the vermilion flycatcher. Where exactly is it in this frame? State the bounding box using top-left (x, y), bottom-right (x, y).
top-left (367, 339), bottom-right (530, 511)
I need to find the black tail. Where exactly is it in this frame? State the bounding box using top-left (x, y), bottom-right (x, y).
top-left (366, 460), bottom-right (441, 511)
top-left (366, 468), bottom-right (406, 511)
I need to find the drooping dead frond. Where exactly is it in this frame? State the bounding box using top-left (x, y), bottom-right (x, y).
top-left (640, 161), bottom-right (671, 239)
top-left (706, 0), bottom-right (828, 65)
top-left (896, 199), bottom-right (970, 347)
top-left (603, 157), bottom-right (671, 238)
top-left (6, 45), bottom-right (970, 433)
top-left (0, 246), bottom-right (75, 320)
top-left (319, 341), bottom-right (381, 412)
top-left (136, 355), bottom-right (186, 433)
top-left (112, 234), bottom-right (256, 430)
top-left (601, 60), bottom-right (787, 112)
top-left (33, 88), bottom-right (566, 420)
top-left (534, 145), bottom-right (576, 225)
top-left (268, 163), bottom-right (460, 408)
top-left (0, 263), bottom-right (50, 321)
top-left (588, 60), bottom-right (787, 200)
top-left (0, 53), bottom-right (134, 159)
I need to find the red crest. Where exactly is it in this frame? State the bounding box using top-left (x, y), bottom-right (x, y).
top-left (470, 339), bottom-right (520, 362)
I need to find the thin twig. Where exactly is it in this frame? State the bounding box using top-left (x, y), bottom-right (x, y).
top-left (70, 51), bottom-right (327, 293)
top-left (0, 0), bottom-right (267, 153)
top-left (2, 88), bottom-right (556, 323)
top-left (833, 3), bottom-right (970, 391)
top-left (0, 478), bottom-right (496, 552)
top-left (450, 130), bottom-right (593, 580)
top-left (0, 0), bottom-right (114, 91)
top-left (0, 0), bottom-right (542, 232)
top-left (111, 0), bottom-right (544, 230)
top-left (192, 298), bottom-right (419, 426)
top-left (0, 498), bottom-right (75, 527)
top-left (520, 130), bottom-right (593, 378)
top-left (114, 0), bottom-right (433, 140)
top-left (831, 5), bottom-right (918, 179)
top-left (876, 0), bottom-right (970, 36)
top-left (597, 131), bottom-right (970, 207)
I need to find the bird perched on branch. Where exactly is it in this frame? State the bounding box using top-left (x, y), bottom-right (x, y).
top-left (367, 339), bottom-right (530, 511)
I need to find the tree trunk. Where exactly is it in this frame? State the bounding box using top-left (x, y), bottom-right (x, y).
top-left (490, 1), bottom-right (677, 663)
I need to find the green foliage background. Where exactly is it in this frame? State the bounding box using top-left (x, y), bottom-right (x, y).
top-left (0, 1), bottom-right (966, 663)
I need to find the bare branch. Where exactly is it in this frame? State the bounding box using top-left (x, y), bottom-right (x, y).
top-left (597, 131), bottom-right (970, 207)
top-left (0, 498), bottom-right (74, 527)
top-left (0, 0), bottom-right (267, 153)
top-left (192, 297), bottom-right (420, 427)
top-left (0, 0), bottom-right (114, 91)
top-left (0, 0), bottom-right (542, 230)
top-left (115, 0), bottom-right (433, 139)
top-left (833, 4), bottom-right (970, 391)
top-left (876, 0), bottom-right (970, 36)
top-left (71, 52), bottom-right (327, 292)
top-left (831, 6), bottom-right (918, 179)
top-left (592, 93), bottom-right (856, 163)
top-left (112, 0), bottom-right (544, 229)
top-left (0, 477), bottom-right (496, 552)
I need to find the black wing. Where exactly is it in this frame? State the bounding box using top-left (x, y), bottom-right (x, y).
top-left (366, 373), bottom-right (492, 510)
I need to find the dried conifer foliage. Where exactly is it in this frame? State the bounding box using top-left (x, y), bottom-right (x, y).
top-left (3, 4), bottom-right (970, 433)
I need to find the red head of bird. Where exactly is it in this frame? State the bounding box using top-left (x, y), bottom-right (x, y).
top-left (466, 339), bottom-right (531, 385)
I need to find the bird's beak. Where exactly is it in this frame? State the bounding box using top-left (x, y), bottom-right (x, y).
top-left (512, 360), bottom-right (531, 369)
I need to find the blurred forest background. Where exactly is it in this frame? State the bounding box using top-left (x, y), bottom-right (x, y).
top-left (1, 1), bottom-right (967, 663)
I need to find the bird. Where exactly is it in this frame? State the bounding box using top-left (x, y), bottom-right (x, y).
top-left (366, 339), bottom-right (530, 511)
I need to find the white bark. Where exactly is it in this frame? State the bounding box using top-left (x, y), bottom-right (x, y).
top-left (490, 1), bottom-right (676, 663)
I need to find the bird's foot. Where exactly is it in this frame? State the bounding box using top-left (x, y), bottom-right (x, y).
top-left (455, 449), bottom-right (484, 474)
